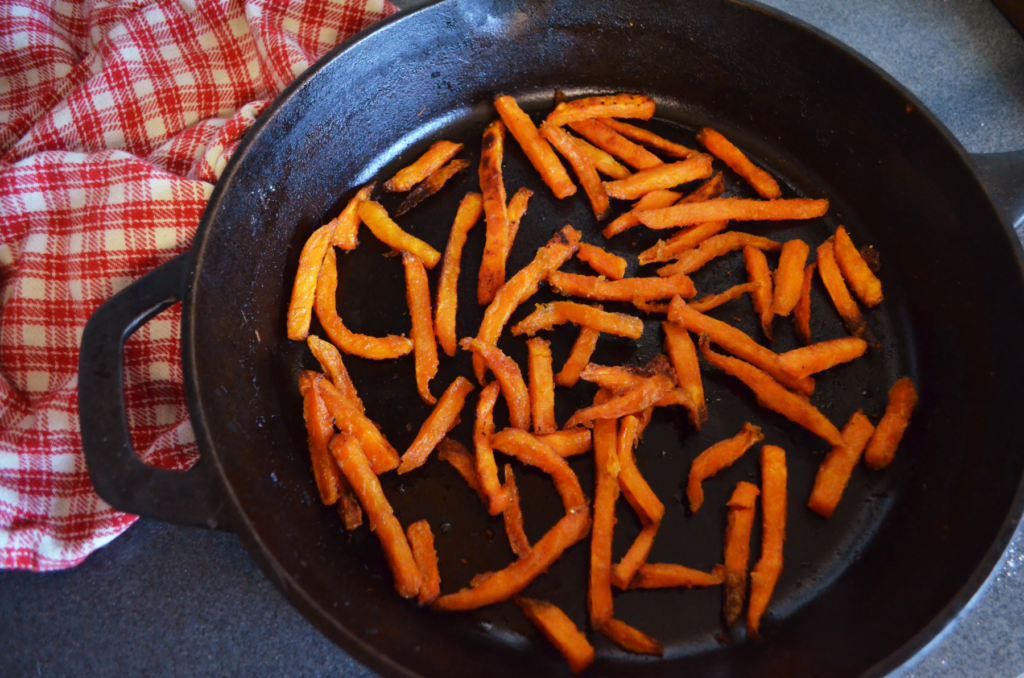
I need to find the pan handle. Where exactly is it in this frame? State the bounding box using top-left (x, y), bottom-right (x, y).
top-left (78, 252), bottom-right (229, 530)
top-left (971, 150), bottom-right (1024, 234)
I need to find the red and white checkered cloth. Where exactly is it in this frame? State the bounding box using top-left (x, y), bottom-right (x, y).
top-left (0, 0), bottom-right (397, 571)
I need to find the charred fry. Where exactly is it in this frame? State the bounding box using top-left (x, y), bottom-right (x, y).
top-left (478, 119), bottom-right (512, 304)
top-left (395, 159), bottom-right (470, 216)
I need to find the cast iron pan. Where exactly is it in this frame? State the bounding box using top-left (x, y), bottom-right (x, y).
top-left (78, 0), bottom-right (1024, 676)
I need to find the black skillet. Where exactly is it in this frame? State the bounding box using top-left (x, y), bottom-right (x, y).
top-left (77, 0), bottom-right (1024, 676)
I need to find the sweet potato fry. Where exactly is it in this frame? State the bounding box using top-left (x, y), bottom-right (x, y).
top-left (834, 226), bottom-right (883, 307)
top-left (549, 270), bottom-right (696, 302)
top-left (461, 338), bottom-right (531, 431)
top-left (474, 225), bottom-right (582, 382)
top-left (336, 487), bottom-right (364, 531)
top-left (478, 119), bottom-right (511, 305)
top-left (744, 246), bottom-right (775, 341)
top-left (637, 220), bottom-right (730, 265)
top-left (662, 321), bottom-right (707, 427)
top-left (864, 377), bottom-right (918, 470)
top-left (579, 362), bottom-right (675, 395)
top-left (603, 155), bottom-right (714, 201)
top-left (577, 242), bottom-right (627, 279)
top-left (515, 598), bottom-right (595, 674)
top-left (491, 428), bottom-right (586, 511)
top-left (357, 201), bottom-right (441, 268)
top-left (437, 437), bottom-right (489, 505)
top-left (628, 563), bottom-right (726, 589)
top-left (778, 337), bottom-right (868, 379)
top-left (808, 410), bottom-right (875, 518)
top-left (329, 433), bottom-right (422, 599)
top-left (546, 94), bottom-right (656, 127)
top-left (492, 187), bottom-right (535, 291)
top-left (568, 119), bottom-right (662, 170)
top-left (603, 188), bottom-right (681, 239)
top-left (384, 140), bottom-right (464, 192)
top-left (512, 301), bottom-right (644, 339)
top-left (475, 382), bottom-right (509, 515)
top-left (302, 376), bottom-right (344, 505)
top-left (698, 336), bottom-right (842, 446)
top-left (435, 192), bottom-right (484, 356)
top-left (637, 197), bottom-right (829, 229)
top-left (695, 127), bottom-right (781, 199)
top-left (540, 429), bottom-right (593, 457)
top-left (527, 338), bottom-right (557, 434)
top-left (541, 123), bottom-right (609, 219)
top-left (633, 300), bottom-right (669, 314)
top-left (748, 445), bottom-right (788, 638)
top-left (555, 326), bottom-right (601, 388)
top-left (398, 376), bottom-right (475, 475)
top-left (395, 159), bottom-right (470, 216)
top-left (287, 222), bottom-right (335, 341)
top-left (617, 414), bottom-right (665, 525)
top-left (306, 335), bottom-right (364, 413)
top-left (573, 134), bottom-right (632, 179)
top-left (432, 505), bottom-right (591, 611)
top-left (611, 522), bottom-right (659, 590)
top-left (407, 520), bottom-right (441, 605)
top-left (495, 95), bottom-right (576, 199)
top-left (502, 464), bottom-right (530, 558)
top-left (723, 480), bottom-right (759, 627)
top-left (403, 251), bottom-right (439, 404)
top-left (565, 374), bottom-right (675, 429)
top-left (601, 118), bottom-right (697, 158)
top-left (772, 239), bottom-right (811, 316)
top-left (656, 232), bottom-right (782, 277)
top-left (792, 262), bottom-right (817, 345)
top-left (668, 298), bottom-right (814, 396)
top-left (687, 422), bottom-right (764, 513)
top-left (817, 239), bottom-right (869, 340)
top-left (599, 618), bottom-right (664, 656)
top-left (589, 389), bottom-right (619, 626)
top-left (330, 183), bottom-right (374, 249)
top-left (689, 282), bottom-right (759, 313)
top-left (317, 379), bottom-right (400, 473)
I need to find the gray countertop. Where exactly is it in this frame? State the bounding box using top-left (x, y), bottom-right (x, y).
top-left (2, 1), bottom-right (1023, 676)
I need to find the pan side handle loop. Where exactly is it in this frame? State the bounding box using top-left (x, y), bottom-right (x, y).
top-left (971, 150), bottom-right (1024, 236)
top-left (78, 253), bottom-right (230, 530)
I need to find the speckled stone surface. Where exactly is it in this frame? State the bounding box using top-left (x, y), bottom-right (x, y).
top-left (2, 1), bottom-right (1022, 676)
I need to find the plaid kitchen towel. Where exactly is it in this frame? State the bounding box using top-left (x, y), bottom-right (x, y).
top-left (0, 0), bottom-right (397, 570)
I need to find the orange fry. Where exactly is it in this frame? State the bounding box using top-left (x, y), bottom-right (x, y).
top-left (695, 127), bottom-right (781, 199)
top-left (663, 321), bottom-right (707, 427)
top-left (568, 119), bottom-right (662, 170)
top-left (398, 376), bottom-right (475, 474)
top-left (598, 617), bottom-right (664, 657)
top-left (817, 239), bottom-right (869, 340)
top-left (864, 377), bottom-right (918, 470)
top-left (527, 338), bottom-right (557, 434)
top-left (491, 429), bottom-right (586, 511)
top-left (601, 118), bottom-right (697, 158)
top-left (778, 337), bottom-right (868, 379)
top-left (493, 187), bottom-right (535, 290)
top-left (475, 382), bottom-right (509, 515)
top-left (603, 155), bottom-right (714, 201)
top-left (384, 140), bottom-right (464, 192)
top-left (698, 336), bottom-right (842, 446)
top-left (495, 95), bottom-right (576, 199)
top-left (478, 119), bottom-right (511, 305)
top-left (317, 378), bottom-right (400, 474)
top-left (407, 520), bottom-right (441, 605)
top-left (435, 192), bottom-right (484, 356)
top-left (603, 188), bottom-right (681, 239)
top-left (546, 94), bottom-right (656, 127)
top-left (432, 505), bottom-right (591, 611)
top-left (628, 563), bottom-right (726, 589)
top-left (565, 374), bottom-right (675, 429)
top-left (834, 226), bottom-right (883, 307)
top-left (792, 262), bottom-right (817, 345)
top-left (306, 335), bottom-right (364, 413)
top-left (573, 134), bottom-right (632, 179)
top-left (668, 298), bottom-right (814, 396)
top-left (656, 232), bottom-right (782, 277)
top-left (723, 480), bottom-right (759, 627)
top-left (540, 429), bottom-right (593, 457)
top-left (395, 158), bottom-right (470, 216)
top-left (438, 437), bottom-right (488, 505)
top-left (617, 414), bottom-right (665, 525)
top-left (689, 282), bottom-right (759, 313)
top-left (772, 239), bottom-right (811, 316)
top-left (287, 222), bottom-right (335, 341)
top-left (403, 252), bottom-right (439, 404)
top-left (474, 224), bottom-right (581, 382)
top-left (611, 522), bottom-right (659, 590)
top-left (808, 410), bottom-right (875, 518)
top-left (357, 201), bottom-right (441, 268)
top-left (579, 362), bottom-right (676, 395)
top-left (460, 338), bottom-right (531, 431)
top-left (637, 220), bottom-right (730, 265)
top-left (576, 242), bottom-right (627, 279)
top-left (541, 123), bottom-right (609, 219)
top-left (748, 445), bottom-right (788, 638)
top-left (502, 464), bottom-right (531, 558)
top-left (515, 598), bottom-right (595, 674)
top-left (632, 299), bottom-right (669, 314)
top-left (555, 325), bottom-right (601, 387)
top-left (549, 270), bottom-right (696, 301)
top-left (687, 422), bottom-right (764, 513)
top-left (512, 301), bottom-right (644, 339)
top-left (330, 183), bottom-right (374, 249)
top-left (744, 246), bottom-right (775, 341)
top-left (302, 375), bottom-right (344, 505)
top-left (589, 390), bottom-right (618, 626)
top-left (637, 196), bottom-right (829, 229)
top-left (329, 433), bottom-right (422, 599)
